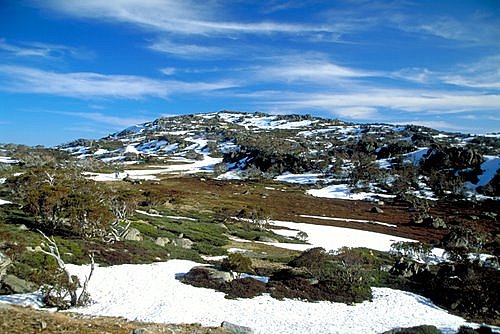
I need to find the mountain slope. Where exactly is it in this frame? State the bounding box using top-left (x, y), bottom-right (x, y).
top-left (59, 111), bottom-right (500, 200)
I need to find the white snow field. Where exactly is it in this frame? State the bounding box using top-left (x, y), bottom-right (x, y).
top-left (66, 260), bottom-right (477, 334)
top-left (53, 218), bottom-right (463, 334)
top-left (0, 216), bottom-right (486, 333)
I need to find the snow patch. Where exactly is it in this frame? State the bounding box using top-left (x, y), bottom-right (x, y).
top-left (0, 156), bottom-right (18, 164)
top-left (307, 184), bottom-right (395, 201)
top-left (299, 214), bottom-right (397, 228)
top-left (275, 172), bottom-right (326, 185)
top-left (266, 220), bottom-right (410, 253)
top-left (475, 155), bottom-right (500, 187)
top-left (405, 148), bottom-right (429, 165)
top-left (0, 199), bottom-right (12, 205)
top-left (216, 171), bottom-right (242, 180)
top-left (61, 260), bottom-right (478, 334)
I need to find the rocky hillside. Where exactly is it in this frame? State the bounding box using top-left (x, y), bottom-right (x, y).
top-left (59, 111), bottom-right (500, 200)
top-left (0, 111), bottom-right (498, 332)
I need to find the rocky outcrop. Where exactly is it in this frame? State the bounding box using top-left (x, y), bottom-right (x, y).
top-left (183, 266), bottom-right (234, 283)
top-left (221, 321), bottom-right (254, 334)
top-left (154, 237), bottom-right (171, 247)
top-left (410, 214), bottom-right (447, 229)
top-left (0, 252), bottom-right (11, 281)
top-left (0, 274), bottom-right (36, 294)
top-left (376, 141), bottom-right (416, 159)
top-left (421, 144), bottom-right (483, 172)
top-left (173, 237), bottom-right (194, 249)
top-left (382, 325), bottom-right (441, 334)
top-left (123, 228), bottom-right (143, 241)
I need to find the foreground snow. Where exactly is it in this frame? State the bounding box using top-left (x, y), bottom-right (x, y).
top-left (65, 260), bottom-right (476, 334)
top-left (0, 217), bottom-right (482, 333)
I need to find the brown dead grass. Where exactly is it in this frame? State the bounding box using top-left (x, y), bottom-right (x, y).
top-left (139, 176), bottom-right (499, 245)
top-left (0, 303), bottom-right (229, 334)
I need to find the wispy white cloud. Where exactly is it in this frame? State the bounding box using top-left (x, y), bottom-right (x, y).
top-left (0, 38), bottom-right (93, 59)
top-left (43, 0), bottom-right (335, 36)
top-left (334, 107), bottom-right (379, 120)
top-left (390, 68), bottom-right (434, 84)
top-left (0, 65), bottom-right (236, 99)
top-left (439, 55), bottom-right (500, 90)
top-left (241, 88), bottom-right (500, 115)
top-left (149, 39), bottom-right (227, 58)
top-left (159, 67), bottom-right (176, 76)
top-left (393, 12), bottom-right (500, 46)
top-left (50, 110), bottom-right (150, 128)
top-left (253, 56), bottom-right (377, 83)
top-left (395, 120), bottom-right (464, 131)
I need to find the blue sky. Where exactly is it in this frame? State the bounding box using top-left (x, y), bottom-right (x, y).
top-left (1, 0), bottom-right (499, 146)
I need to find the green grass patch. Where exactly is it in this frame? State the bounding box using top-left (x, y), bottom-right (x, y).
top-left (136, 212), bottom-right (229, 248)
top-left (192, 241), bottom-right (227, 256)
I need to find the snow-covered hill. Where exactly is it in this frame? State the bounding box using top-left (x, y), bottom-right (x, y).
top-left (58, 111), bottom-right (500, 200)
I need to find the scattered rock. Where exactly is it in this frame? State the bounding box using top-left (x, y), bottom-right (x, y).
top-left (147, 208), bottom-right (160, 215)
top-left (123, 228), bottom-right (143, 241)
top-left (256, 235), bottom-right (279, 243)
top-left (0, 252), bottom-right (12, 281)
top-left (131, 328), bottom-right (154, 334)
top-left (173, 238), bottom-right (194, 249)
top-left (0, 274), bottom-right (36, 294)
top-left (37, 320), bottom-right (47, 330)
top-left (382, 324), bottom-right (441, 334)
top-left (221, 321), bottom-right (254, 334)
top-left (154, 237), bottom-right (171, 247)
top-left (184, 266), bottom-right (234, 283)
top-left (410, 214), bottom-right (447, 229)
top-left (370, 206), bottom-right (384, 213)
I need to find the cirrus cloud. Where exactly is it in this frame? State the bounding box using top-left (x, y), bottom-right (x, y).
top-left (0, 65), bottom-right (236, 99)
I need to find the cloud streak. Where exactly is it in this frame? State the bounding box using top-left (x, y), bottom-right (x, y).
top-left (0, 38), bottom-right (92, 59)
top-left (252, 56), bottom-right (378, 84)
top-left (43, 0), bottom-right (335, 36)
top-left (240, 89), bottom-right (500, 115)
top-left (149, 39), bottom-right (227, 58)
top-left (49, 110), bottom-right (151, 128)
top-left (0, 65), bottom-right (235, 99)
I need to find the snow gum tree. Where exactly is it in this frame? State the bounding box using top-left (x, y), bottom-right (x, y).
top-left (8, 167), bottom-right (114, 239)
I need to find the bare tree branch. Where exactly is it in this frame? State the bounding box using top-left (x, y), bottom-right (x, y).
top-left (36, 230), bottom-right (94, 307)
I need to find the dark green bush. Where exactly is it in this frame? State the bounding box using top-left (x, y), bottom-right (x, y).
top-left (221, 253), bottom-right (255, 274)
top-left (286, 247), bottom-right (373, 304)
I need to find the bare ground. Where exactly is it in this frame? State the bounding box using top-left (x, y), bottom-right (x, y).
top-left (0, 303), bottom-right (229, 334)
